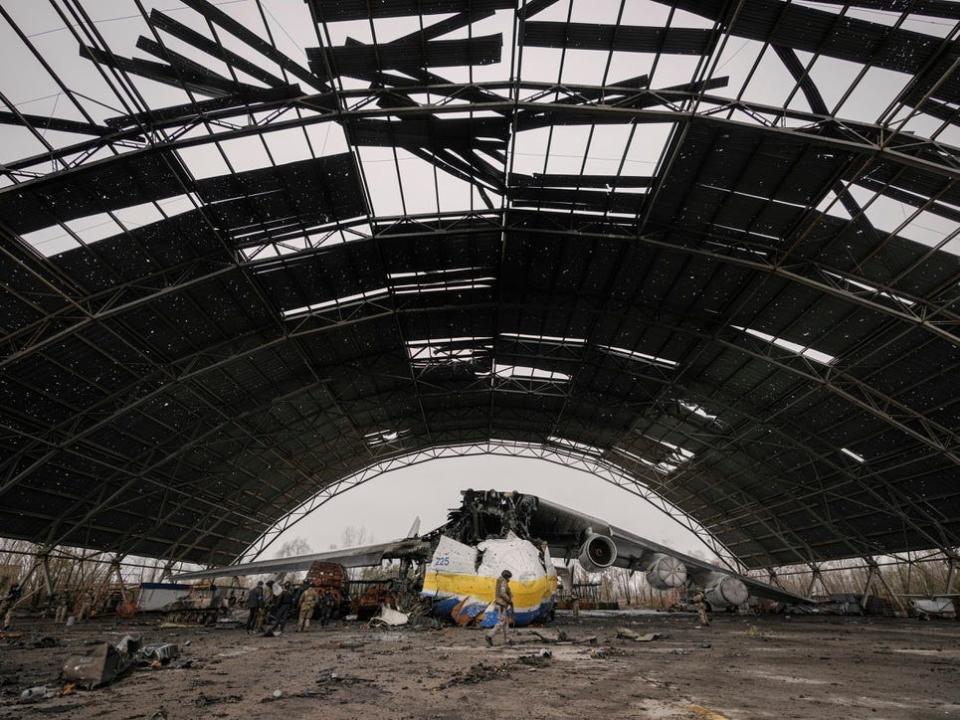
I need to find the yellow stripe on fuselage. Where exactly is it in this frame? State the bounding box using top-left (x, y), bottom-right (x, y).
top-left (422, 571), bottom-right (557, 611)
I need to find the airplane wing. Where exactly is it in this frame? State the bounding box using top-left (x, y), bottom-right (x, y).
top-left (528, 497), bottom-right (811, 605)
top-left (173, 537), bottom-right (430, 581)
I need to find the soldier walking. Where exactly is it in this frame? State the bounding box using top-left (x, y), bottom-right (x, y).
top-left (297, 581), bottom-right (319, 631)
top-left (485, 570), bottom-right (514, 647)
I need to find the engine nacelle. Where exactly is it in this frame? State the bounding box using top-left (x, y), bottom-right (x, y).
top-left (704, 575), bottom-right (749, 608)
top-left (578, 534), bottom-right (617, 573)
top-left (644, 554), bottom-right (687, 590)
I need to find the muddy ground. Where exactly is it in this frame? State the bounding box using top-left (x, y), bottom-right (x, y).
top-left (1, 610), bottom-right (958, 719)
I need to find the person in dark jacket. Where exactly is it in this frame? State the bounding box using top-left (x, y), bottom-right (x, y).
top-left (318, 589), bottom-right (336, 627)
top-left (265, 582), bottom-right (294, 636)
top-left (245, 581), bottom-right (264, 632)
top-left (0, 583), bottom-right (22, 630)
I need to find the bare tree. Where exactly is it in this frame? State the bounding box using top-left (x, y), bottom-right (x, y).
top-left (277, 538), bottom-right (313, 558)
top-left (340, 526), bottom-right (372, 548)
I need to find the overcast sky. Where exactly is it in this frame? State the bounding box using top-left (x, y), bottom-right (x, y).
top-left (262, 453), bottom-right (714, 561)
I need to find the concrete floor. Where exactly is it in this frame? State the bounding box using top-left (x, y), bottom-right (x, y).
top-left (1, 610), bottom-right (958, 719)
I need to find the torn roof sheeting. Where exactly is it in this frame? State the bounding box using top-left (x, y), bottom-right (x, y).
top-left (1, 0), bottom-right (960, 569)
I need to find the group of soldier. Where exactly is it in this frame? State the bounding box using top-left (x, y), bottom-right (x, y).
top-left (243, 578), bottom-right (337, 635)
top-left (1, 583), bottom-right (104, 630)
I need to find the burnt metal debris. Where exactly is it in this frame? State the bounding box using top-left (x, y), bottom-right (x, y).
top-left (1, 1), bottom-right (960, 572)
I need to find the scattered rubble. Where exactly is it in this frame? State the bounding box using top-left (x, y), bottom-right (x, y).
top-left (616, 628), bottom-right (664, 642)
top-left (370, 607), bottom-right (409, 627)
top-left (440, 661), bottom-right (514, 688)
top-left (19, 686), bottom-right (54, 703)
top-left (61, 642), bottom-right (131, 689)
top-left (517, 649), bottom-right (552, 667)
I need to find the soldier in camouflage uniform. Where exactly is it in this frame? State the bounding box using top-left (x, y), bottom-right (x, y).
top-left (485, 570), bottom-right (514, 647)
top-left (693, 590), bottom-right (710, 626)
top-left (297, 581), bottom-right (319, 632)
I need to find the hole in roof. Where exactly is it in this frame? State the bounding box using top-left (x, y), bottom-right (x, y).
top-left (477, 363), bottom-right (571, 382)
top-left (613, 446), bottom-right (680, 476)
top-left (678, 401), bottom-right (719, 424)
top-left (500, 332), bottom-right (587, 346)
top-left (281, 287), bottom-right (388, 318)
top-left (840, 447), bottom-right (866, 463)
top-left (597, 344), bottom-right (678, 369)
top-left (19, 194), bottom-right (197, 257)
top-left (548, 435), bottom-right (603, 456)
top-left (849, 184), bottom-right (960, 255)
top-left (732, 325), bottom-right (836, 365)
top-left (364, 428), bottom-right (411, 447)
top-left (406, 337), bottom-right (493, 368)
top-left (822, 270), bottom-right (915, 308)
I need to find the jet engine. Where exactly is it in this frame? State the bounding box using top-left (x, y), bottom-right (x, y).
top-left (578, 534), bottom-right (617, 573)
top-left (703, 575), bottom-right (749, 608)
top-left (644, 554), bottom-right (687, 590)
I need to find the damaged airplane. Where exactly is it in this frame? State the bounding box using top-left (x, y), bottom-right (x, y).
top-left (175, 490), bottom-right (809, 626)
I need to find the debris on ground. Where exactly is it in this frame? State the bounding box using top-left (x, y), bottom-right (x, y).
top-left (315, 671), bottom-right (378, 688)
top-left (62, 642), bottom-right (132, 689)
top-left (29, 636), bottom-right (60, 649)
top-left (370, 607), bottom-right (409, 627)
top-left (194, 694), bottom-right (242, 707)
top-left (440, 661), bottom-right (513, 688)
top-left (518, 649), bottom-right (552, 667)
top-left (19, 686), bottom-right (54, 703)
top-left (529, 629), bottom-right (568, 643)
top-left (616, 628), bottom-right (664, 642)
top-left (688, 704), bottom-right (730, 719)
top-left (59, 637), bottom-right (185, 691)
top-left (115, 635), bottom-right (141, 656)
top-left (140, 644), bottom-right (180, 664)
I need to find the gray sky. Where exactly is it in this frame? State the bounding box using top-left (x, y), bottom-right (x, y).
top-left (263, 454), bottom-right (714, 561)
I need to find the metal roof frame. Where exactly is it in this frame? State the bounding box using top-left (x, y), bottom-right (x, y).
top-left (2, 0), bottom-right (960, 569)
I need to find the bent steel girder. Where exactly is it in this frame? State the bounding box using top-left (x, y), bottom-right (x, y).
top-left (4, 290), bottom-right (957, 494)
top-left (6, 85), bottom-right (960, 180)
top-left (3, 291), bottom-right (958, 524)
